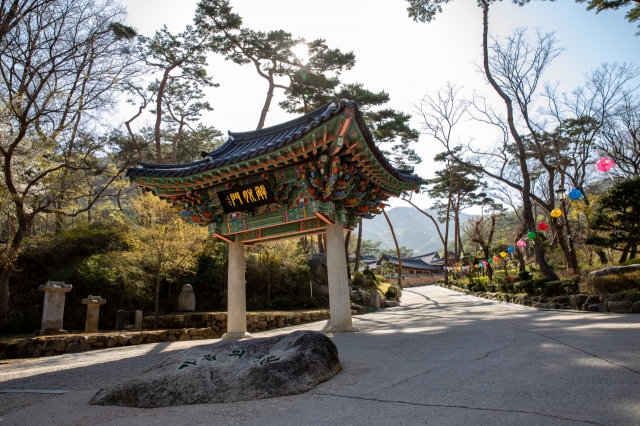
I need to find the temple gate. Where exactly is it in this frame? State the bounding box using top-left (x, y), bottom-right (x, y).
top-left (127, 94), bottom-right (421, 338)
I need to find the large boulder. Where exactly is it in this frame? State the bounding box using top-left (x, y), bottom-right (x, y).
top-left (91, 330), bottom-right (340, 408)
top-left (608, 301), bottom-right (633, 313)
top-left (177, 284), bottom-right (196, 312)
top-left (308, 253), bottom-right (328, 288)
top-left (589, 265), bottom-right (640, 278)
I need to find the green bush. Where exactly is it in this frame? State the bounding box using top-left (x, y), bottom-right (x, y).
top-left (270, 296), bottom-right (297, 310)
top-left (621, 258), bottom-right (640, 266)
top-left (499, 282), bottom-right (515, 293)
top-left (561, 279), bottom-right (580, 295)
top-left (364, 278), bottom-right (378, 288)
top-left (542, 281), bottom-right (563, 296)
top-left (386, 283), bottom-right (398, 300)
top-left (471, 283), bottom-right (486, 292)
top-left (363, 268), bottom-right (376, 281)
top-left (435, 279), bottom-right (445, 284)
top-left (514, 280), bottom-right (534, 293)
top-left (541, 279), bottom-right (579, 296)
top-left (532, 279), bottom-right (549, 293)
top-left (484, 283), bottom-right (499, 292)
top-left (352, 272), bottom-right (365, 288)
top-left (580, 271), bottom-right (640, 295)
top-left (517, 270), bottom-right (533, 281)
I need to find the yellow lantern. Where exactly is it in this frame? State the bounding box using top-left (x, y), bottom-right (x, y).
top-left (550, 208), bottom-right (563, 218)
top-left (500, 251), bottom-right (507, 258)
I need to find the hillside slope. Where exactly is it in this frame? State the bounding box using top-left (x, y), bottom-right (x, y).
top-left (360, 206), bottom-right (471, 254)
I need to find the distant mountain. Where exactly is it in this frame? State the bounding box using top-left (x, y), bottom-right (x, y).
top-left (360, 206), bottom-right (472, 255)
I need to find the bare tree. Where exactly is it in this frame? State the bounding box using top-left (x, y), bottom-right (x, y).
top-left (417, 21), bottom-right (561, 280)
top-left (0, 0), bottom-right (139, 326)
top-left (599, 92), bottom-right (640, 177)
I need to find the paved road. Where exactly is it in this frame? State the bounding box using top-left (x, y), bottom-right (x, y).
top-left (1, 286), bottom-right (639, 425)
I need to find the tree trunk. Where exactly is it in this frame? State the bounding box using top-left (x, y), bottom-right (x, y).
top-left (167, 282), bottom-right (172, 313)
top-left (154, 66), bottom-right (177, 163)
top-left (257, 69), bottom-right (276, 130)
top-left (382, 209), bottom-right (402, 289)
top-left (619, 243), bottom-right (631, 264)
top-left (354, 217), bottom-right (363, 272)
top-left (480, 0), bottom-right (558, 281)
top-left (317, 234), bottom-right (325, 253)
top-left (154, 265), bottom-right (161, 326)
top-left (0, 219), bottom-right (29, 329)
top-left (596, 247), bottom-right (609, 265)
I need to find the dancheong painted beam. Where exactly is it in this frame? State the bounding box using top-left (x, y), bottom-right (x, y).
top-left (127, 97), bottom-right (422, 243)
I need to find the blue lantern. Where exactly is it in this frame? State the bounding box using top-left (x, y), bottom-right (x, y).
top-left (507, 246), bottom-right (515, 253)
top-left (568, 188), bottom-right (583, 200)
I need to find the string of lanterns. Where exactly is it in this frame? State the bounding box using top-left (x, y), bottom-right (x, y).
top-left (443, 158), bottom-right (615, 273)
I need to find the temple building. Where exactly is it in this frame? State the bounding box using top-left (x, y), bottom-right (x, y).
top-left (127, 94), bottom-right (422, 337)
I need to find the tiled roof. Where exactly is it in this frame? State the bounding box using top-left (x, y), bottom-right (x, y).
top-left (378, 254), bottom-right (440, 271)
top-left (126, 100), bottom-right (422, 185)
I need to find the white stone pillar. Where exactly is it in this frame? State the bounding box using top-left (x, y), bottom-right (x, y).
top-left (38, 281), bottom-right (73, 336)
top-left (222, 239), bottom-right (251, 340)
top-left (134, 310), bottom-right (143, 330)
top-left (325, 222), bottom-right (354, 332)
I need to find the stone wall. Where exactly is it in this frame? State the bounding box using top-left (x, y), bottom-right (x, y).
top-left (141, 311), bottom-right (330, 331)
top-left (387, 274), bottom-right (442, 288)
top-left (437, 283), bottom-right (640, 313)
top-left (0, 310), bottom-right (330, 360)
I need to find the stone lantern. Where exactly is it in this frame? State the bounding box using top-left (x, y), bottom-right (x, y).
top-left (81, 295), bottom-right (106, 333)
top-left (37, 281), bottom-right (72, 336)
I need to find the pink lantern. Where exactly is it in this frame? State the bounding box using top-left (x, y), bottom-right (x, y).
top-left (517, 239), bottom-right (526, 247)
top-left (483, 261), bottom-right (488, 266)
top-left (596, 157), bottom-right (616, 172)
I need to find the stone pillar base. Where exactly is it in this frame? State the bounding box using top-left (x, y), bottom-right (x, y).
top-left (221, 332), bottom-right (253, 340)
top-left (326, 325), bottom-right (358, 334)
top-left (34, 329), bottom-right (68, 336)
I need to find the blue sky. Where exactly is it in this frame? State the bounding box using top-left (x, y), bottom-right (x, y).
top-left (119, 0), bottom-right (640, 210)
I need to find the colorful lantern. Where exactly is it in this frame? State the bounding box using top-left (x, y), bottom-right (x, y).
top-left (507, 246), bottom-right (515, 253)
top-left (488, 259), bottom-right (493, 264)
top-left (517, 239), bottom-right (526, 247)
top-left (550, 208), bottom-right (563, 218)
top-left (596, 157), bottom-right (616, 172)
top-left (493, 256), bottom-right (500, 261)
top-left (568, 188), bottom-right (583, 200)
top-left (538, 222), bottom-right (549, 231)
top-left (527, 231), bottom-right (536, 239)
top-left (500, 252), bottom-right (507, 258)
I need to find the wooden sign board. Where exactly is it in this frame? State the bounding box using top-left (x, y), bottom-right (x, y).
top-left (218, 182), bottom-right (276, 213)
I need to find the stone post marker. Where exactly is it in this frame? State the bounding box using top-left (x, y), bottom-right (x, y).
top-left (37, 281), bottom-right (72, 336)
top-left (177, 284), bottom-right (196, 312)
top-left (116, 310), bottom-right (126, 331)
top-left (135, 310), bottom-right (143, 330)
top-left (81, 295), bottom-right (106, 333)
